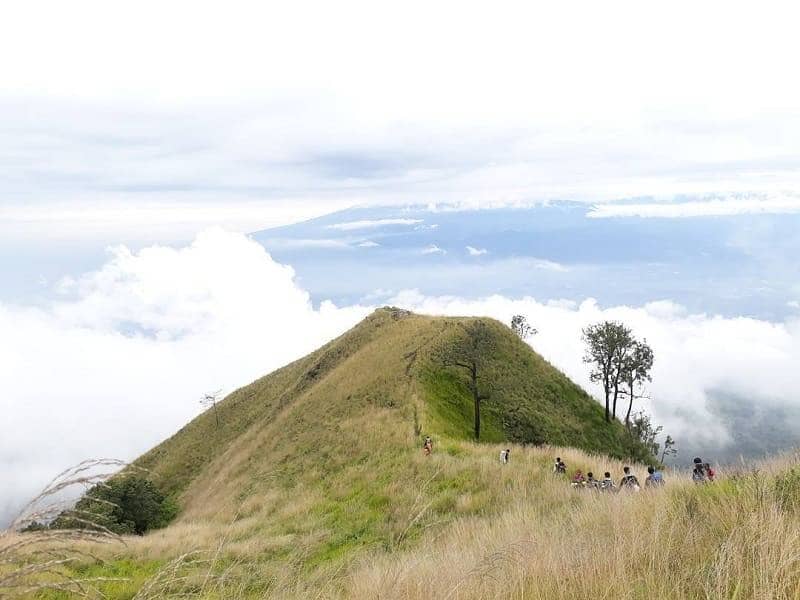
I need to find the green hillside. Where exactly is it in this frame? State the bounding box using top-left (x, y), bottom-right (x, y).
top-left (135, 308), bottom-right (649, 504)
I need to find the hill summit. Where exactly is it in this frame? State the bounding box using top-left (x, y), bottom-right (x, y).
top-left (136, 308), bottom-right (650, 514)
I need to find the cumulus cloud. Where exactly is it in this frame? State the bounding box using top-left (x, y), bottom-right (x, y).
top-left (0, 230), bottom-right (370, 525)
top-left (466, 246), bottom-right (488, 256)
top-left (5, 230), bottom-right (800, 525)
top-left (422, 244), bottom-right (446, 255)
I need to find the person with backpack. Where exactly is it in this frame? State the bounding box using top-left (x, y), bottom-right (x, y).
top-left (423, 436), bottom-right (432, 456)
top-left (692, 464), bottom-right (707, 483)
top-left (500, 448), bottom-right (510, 465)
top-left (554, 457), bottom-right (566, 474)
top-left (571, 469), bottom-right (586, 488)
top-left (645, 466), bottom-right (665, 487)
top-left (600, 472), bottom-right (615, 491)
top-left (619, 466), bottom-right (640, 491)
top-left (586, 471), bottom-right (600, 489)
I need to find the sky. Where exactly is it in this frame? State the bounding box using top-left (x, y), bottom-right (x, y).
top-left (3, 1), bottom-right (800, 524)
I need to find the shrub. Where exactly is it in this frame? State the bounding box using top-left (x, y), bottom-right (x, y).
top-left (53, 475), bottom-right (177, 535)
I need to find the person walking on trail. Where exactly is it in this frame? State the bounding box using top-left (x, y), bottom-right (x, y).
top-left (600, 472), bottom-right (615, 491)
top-left (586, 472), bottom-right (600, 489)
top-left (423, 436), bottom-right (432, 456)
top-left (619, 466), bottom-right (640, 491)
top-left (500, 448), bottom-right (510, 464)
top-left (554, 457), bottom-right (567, 474)
top-left (645, 466), bottom-right (665, 487)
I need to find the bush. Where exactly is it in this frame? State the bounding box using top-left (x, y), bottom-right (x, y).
top-left (53, 475), bottom-right (177, 535)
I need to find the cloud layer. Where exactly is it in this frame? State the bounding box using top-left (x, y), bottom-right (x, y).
top-left (4, 3), bottom-right (800, 241)
top-left (4, 231), bottom-right (800, 525)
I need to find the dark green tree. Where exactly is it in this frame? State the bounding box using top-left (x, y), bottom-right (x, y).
top-left (53, 475), bottom-right (176, 535)
top-left (510, 314), bottom-right (537, 339)
top-left (436, 320), bottom-right (497, 440)
top-left (582, 321), bottom-right (634, 422)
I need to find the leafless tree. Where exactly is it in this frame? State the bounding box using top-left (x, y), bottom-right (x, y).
top-left (200, 390), bottom-right (223, 429)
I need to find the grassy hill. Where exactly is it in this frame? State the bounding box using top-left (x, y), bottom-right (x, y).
top-left (9, 308), bottom-right (800, 598)
top-left (135, 308), bottom-right (649, 503)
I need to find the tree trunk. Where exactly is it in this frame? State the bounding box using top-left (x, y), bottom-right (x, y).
top-left (604, 386), bottom-right (610, 422)
top-left (612, 386), bottom-right (619, 420)
top-left (624, 376), bottom-right (634, 427)
top-left (471, 365), bottom-right (480, 440)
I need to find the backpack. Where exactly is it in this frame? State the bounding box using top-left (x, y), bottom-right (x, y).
top-left (622, 474), bottom-right (639, 488)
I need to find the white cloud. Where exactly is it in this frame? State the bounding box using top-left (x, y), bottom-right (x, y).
top-left (0, 230), bottom-right (370, 525)
top-left (466, 246), bottom-right (488, 256)
top-left (422, 244), bottom-right (446, 255)
top-left (588, 195), bottom-right (800, 219)
top-left (4, 3), bottom-right (800, 242)
top-left (260, 238), bottom-right (351, 249)
top-left (357, 240), bottom-right (381, 248)
top-left (327, 219), bottom-right (423, 231)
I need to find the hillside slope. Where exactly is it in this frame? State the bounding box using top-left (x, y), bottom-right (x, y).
top-left (135, 308), bottom-right (648, 507)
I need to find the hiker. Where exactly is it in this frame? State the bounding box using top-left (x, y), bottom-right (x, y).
top-left (619, 466), bottom-right (640, 491)
top-left (692, 463), bottom-right (707, 484)
top-left (423, 436), bottom-right (432, 456)
top-left (645, 466), bottom-right (665, 487)
top-left (554, 457), bottom-right (567, 474)
top-left (703, 462), bottom-right (716, 482)
top-left (500, 448), bottom-right (510, 464)
top-left (586, 471), bottom-right (600, 489)
top-left (600, 471), bottom-right (615, 491)
top-left (572, 469), bottom-right (586, 487)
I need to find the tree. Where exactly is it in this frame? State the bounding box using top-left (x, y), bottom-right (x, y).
top-left (200, 389), bottom-right (223, 429)
top-left (660, 434), bottom-right (677, 463)
top-left (52, 475), bottom-right (177, 535)
top-left (582, 321), bottom-right (633, 422)
top-left (622, 339), bottom-right (654, 427)
top-left (629, 410), bottom-right (662, 459)
top-left (436, 320), bottom-right (496, 440)
top-left (510, 315), bottom-right (537, 339)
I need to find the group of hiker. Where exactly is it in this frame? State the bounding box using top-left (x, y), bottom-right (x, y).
top-left (421, 437), bottom-right (717, 488)
top-left (558, 459), bottom-right (664, 492)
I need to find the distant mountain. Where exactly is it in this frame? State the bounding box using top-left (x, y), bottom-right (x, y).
top-left (251, 202), bottom-right (800, 320)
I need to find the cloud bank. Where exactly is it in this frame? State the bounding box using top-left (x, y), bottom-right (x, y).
top-left (4, 231), bottom-right (800, 525)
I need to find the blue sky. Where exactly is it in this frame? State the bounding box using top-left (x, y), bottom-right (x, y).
top-left (4, 1), bottom-right (800, 524)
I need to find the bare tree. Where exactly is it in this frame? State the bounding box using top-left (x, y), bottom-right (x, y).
top-left (436, 320), bottom-right (496, 440)
top-left (622, 339), bottom-right (654, 427)
top-left (582, 321), bottom-right (634, 422)
top-left (510, 315), bottom-right (537, 339)
top-left (200, 390), bottom-right (223, 429)
top-left (660, 434), bottom-right (677, 463)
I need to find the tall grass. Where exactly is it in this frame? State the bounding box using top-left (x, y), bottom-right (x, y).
top-left (5, 447), bottom-right (800, 598)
